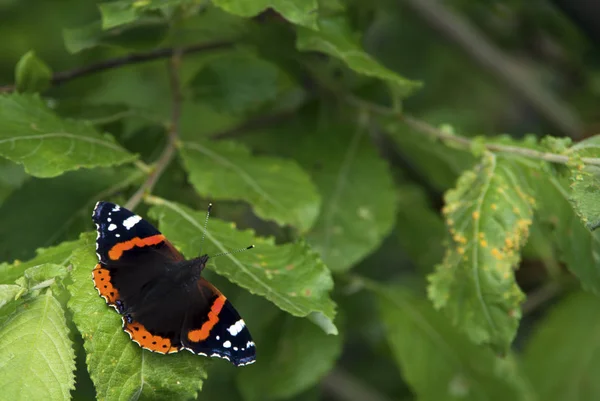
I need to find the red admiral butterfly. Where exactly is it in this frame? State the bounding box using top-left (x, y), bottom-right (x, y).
top-left (92, 201), bottom-right (256, 366)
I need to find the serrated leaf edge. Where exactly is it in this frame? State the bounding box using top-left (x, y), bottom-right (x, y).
top-left (156, 199), bottom-right (319, 317)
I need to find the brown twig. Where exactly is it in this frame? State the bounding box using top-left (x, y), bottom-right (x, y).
top-left (345, 93), bottom-right (600, 167)
top-left (210, 109), bottom-right (297, 140)
top-left (125, 49), bottom-right (183, 211)
top-left (0, 41), bottom-right (232, 93)
top-left (522, 281), bottom-right (563, 315)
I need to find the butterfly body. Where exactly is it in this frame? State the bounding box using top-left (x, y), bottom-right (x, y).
top-left (92, 201), bottom-right (256, 366)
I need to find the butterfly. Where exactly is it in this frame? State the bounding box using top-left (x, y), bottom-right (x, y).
top-left (92, 201), bottom-right (256, 366)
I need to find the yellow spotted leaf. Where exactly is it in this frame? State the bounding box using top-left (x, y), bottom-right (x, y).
top-left (428, 153), bottom-right (535, 353)
top-left (566, 135), bottom-right (600, 230)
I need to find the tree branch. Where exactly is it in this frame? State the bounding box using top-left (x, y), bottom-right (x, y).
top-left (210, 109), bottom-right (297, 140)
top-left (522, 281), bottom-right (563, 315)
top-left (344, 93), bottom-right (600, 167)
top-left (125, 49), bottom-right (183, 211)
top-left (400, 0), bottom-right (583, 139)
top-left (0, 41), bottom-right (232, 93)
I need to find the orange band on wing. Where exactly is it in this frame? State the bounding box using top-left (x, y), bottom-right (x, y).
top-left (187, 295), bottom-right (227, 342)
top-left (108, 234), bottom-right (165, 260)
top-left (124, 318), bottom-right (177, 354)
top-left (92, 264), bottom-right (120, 304)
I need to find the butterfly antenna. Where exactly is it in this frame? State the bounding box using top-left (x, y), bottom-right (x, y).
top-left (212, 245), bottom-right (255, 259)
top-left (199, 203), bottom-right (212, 252)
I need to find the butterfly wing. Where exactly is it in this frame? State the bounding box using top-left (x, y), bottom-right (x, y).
top-left (93, 201), bottom-right (183, 267)
top-left (92, 201), bottom-right (186, 352)
top-left (92, 201), bottom-right (256, 365)
top-left (180, 279), bottom-right (256, 366)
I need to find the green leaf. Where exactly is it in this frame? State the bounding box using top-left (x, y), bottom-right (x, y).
top-left (0, 159), bottom-right (27, 204)
top-left (174, 7), bottom-right (249, 45)
top-left (238, 314), bottom-right (342, 401)
top-left (99, 1), bottom-right (139, 29)
top-left (318, 0), bottom-right (345, 12)
top-left (306, 310), bottom-right (338, 335)
top-left (98, 0), bottom-right (194, 29)
top-left (212, 0), bottom-right (318, 28)
top-left (242, 117), bottom-right (398, 273)
top-left (0, 239), bottom-right (81, 285)
top-left (383, 116), bottom-right (475, 190)
top-left (14, 51), bottom-right (52, 93)
top-left (523, 292), bottom-right (600, 400)
top-left (567, 135), bottom-right (600, 229)
top-left (540, 135), bottom-right (572, 153)
top-left (68, 233), bottom-right (208, 400)
top-left (0, 93), bottom-right (137, 177)
top-left (535, 174), bottom-right (600, 293)
top-left (297, 17), bottom-right (421, 97)
top-left (395, 184), bottom-right (445, 272)
top-left (0, 291), bottom-right (75, 401)
top-left (428, 153), bottom-right (535, 353)
top-left (305, 128), bottom-right (397, 273)
top-left (85, 63), bottom-right (170, 123)
top-left (148, 198), bottom-right (337, 326)
top-left (20, 263), bottom-right (68, 290)
top-left (377, 286), bottom-right (533, 401)
top-left (0, 284), bottom-right (22, 309)
top-left (0, 168), bottom-right (142, 262)
top-left (189, 53), bottom-right (292, 115)
top-left (63, 23), bottom-right (104, 53)
top-left (63, 19), bottom-right (167, 54)
top-left (180, 140), bottom-right (320, 232)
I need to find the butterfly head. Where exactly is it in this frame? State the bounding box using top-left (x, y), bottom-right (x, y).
top-left (195, 254), bottom-right (210, 273)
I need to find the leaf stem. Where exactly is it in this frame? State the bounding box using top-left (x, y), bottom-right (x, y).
top-left (29, 278), bottom-right (55, 291)
top-left (125, 49), bottom-right (183, 211)
top-left (522, 275), bottom-right (579, 315)
top-left (344, 94), bottom-right (600, 167)
top-left (0, 41), bottom-right (232, 93)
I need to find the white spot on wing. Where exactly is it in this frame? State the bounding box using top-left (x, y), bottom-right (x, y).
top-left (107, 217), bottom-right (111, 222)
top-left (123, 215), bottom-right (142, 230)
top-left (227, 319), bottom-right (245, 336)
top-left (108, 224), bottom-right (117, 231)
top-left (223, 340), bottom-right (232, 348)
top-left (233, 347), bottom-right (238, 351)
top-left (115, 234), bottom-right (120, 237)
top-left (216, 335), bottom-right (220, 340)
top-left (246, 341), bottom-right (255, 348)
top-left (112, 205), bottom-right (121, 212)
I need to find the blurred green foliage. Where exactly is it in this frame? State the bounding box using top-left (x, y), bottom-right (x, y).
top-left (1, 1), bottom-right (600, 401)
